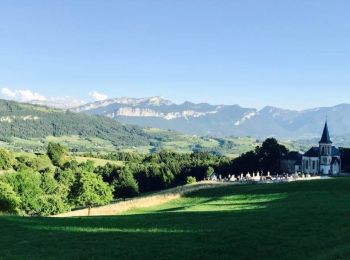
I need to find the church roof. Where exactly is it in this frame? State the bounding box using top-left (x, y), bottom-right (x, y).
top-left (332, 146), bottom-right (341, 156)
top-left (303, 146), bottom-right (340, 157)
top-left (304, 147), bottom-right (319, 157)
top-left (319, 121), bottom-right (332, 144)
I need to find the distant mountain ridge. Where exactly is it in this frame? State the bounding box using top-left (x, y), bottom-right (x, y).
top-left (71, 97), bottom-right (350, 139)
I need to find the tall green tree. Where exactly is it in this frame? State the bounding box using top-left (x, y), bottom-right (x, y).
top-left (47, 142), bottom-right (68, 167)
top-left (0, 181), bottom-right (20, 214)
top-left (69, 171), bottom-right (113, 211)
top-left (3, 170), bottom-right (44, 215)
top-left (113, 168), bottom-right (139, 199)
top-left (256, 138), bottom-right (288, 173)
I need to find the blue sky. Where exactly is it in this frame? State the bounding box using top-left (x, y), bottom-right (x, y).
top-left (0, 0), bottom-right (350, 109)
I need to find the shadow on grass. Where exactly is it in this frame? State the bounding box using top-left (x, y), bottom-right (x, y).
top-left (1, 178), bottom-right (350, 259)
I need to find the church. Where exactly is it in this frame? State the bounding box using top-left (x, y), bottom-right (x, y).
top-left (301, 121), bottom-right (341, 175)
top-left (281, 121), bottom-right (341, 175)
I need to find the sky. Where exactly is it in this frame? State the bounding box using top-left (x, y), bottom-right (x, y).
top-left (0, 0), bottom-right (350, 110)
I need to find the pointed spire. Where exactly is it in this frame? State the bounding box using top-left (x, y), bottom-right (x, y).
top-left (319, 121), bottom-right (332, 144)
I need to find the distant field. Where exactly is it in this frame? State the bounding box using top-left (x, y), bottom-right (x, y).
top-left (0, 128), bottom-right (308, 157)
top-left (1, 178), bottom-right (350, 259)
top-left (2, 135), bottom-right (117, 153)
top-left (73, 156), bottom-right (124, 167)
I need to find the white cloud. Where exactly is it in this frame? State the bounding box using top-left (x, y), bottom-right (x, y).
top-left (1, 87), bottom-right (17, 98)
top-left (0, 87), bottom-right (87, 109)
top-left (89, 90), bottom-right (108, 101)
top-left (1, 87), bottom-right (46, 102)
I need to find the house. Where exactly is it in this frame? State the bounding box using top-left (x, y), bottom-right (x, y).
top-left (301, 121), bottom-right (341, 175)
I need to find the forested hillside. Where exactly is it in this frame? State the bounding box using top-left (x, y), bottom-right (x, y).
top-left (0, 100), bottom-right (150, 147)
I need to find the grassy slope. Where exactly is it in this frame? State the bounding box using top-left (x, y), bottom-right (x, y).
top-left (73, 156), bottom-right (124, 167)
top-left (1, 178), bottom-right (350, 259)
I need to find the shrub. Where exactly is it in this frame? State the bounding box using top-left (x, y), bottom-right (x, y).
top-left (186, 176), bottom-right (197, 184)
top-left (47, 142), bottom-right (68, 167)
top-left (0, 148), bottom-right (15, 170)
top-left (0, 181), bottom-right (20, 214)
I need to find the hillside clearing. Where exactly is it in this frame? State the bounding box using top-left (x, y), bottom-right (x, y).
top-left (72, 156), bottom-right (124, 167)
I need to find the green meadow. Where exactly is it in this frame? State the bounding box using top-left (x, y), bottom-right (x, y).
top-left (1, 178), bottom-right (350, 259)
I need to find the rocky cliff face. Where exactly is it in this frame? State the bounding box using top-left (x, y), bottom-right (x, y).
top-left (72, 97), bottom-right (350, 139)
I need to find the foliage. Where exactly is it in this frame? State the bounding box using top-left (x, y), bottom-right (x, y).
top-left (0, 181), bottom-right (20, 214)
top-left (69, 171), bottom-right (113, 208)
top-left (205, 166), bottom-right (214, 178)
top-left (112, 168), bottom-right (139, 199)
top-left (47, 142), bottom-right (68, 166)
top-left (1, 170), bottom-right (69, 216)
top-left (0, 148), bottom-right (15, 170)
top-left (228, 138), bottom-right (288, 175)
top-left (2, 171), bottom-right (45, 215)
top-left (186, 176), bottom-right (196, 184)
top-left (16, 154), bottom-right (53, 173)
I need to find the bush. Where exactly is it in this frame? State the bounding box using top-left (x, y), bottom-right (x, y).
top-left (47, 142), bottom-right (68, 167)
top-left (186, 176), bottom-right (196, 184)
top-left (0, 148), bottom-right (15, 170)
top-left (0, 181), bottom-right (20, 214)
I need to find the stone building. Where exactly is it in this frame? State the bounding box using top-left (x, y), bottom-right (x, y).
top-left (301, 121), bottom-right (341, 175)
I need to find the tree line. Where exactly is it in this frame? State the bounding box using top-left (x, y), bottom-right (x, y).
top-left (1, 138), bottom-right (350, 216)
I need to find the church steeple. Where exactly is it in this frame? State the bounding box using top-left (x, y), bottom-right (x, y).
top-left (319, 121), bottom-right (332, 144)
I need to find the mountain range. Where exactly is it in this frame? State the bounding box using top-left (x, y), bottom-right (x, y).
top-left (71, 97), bottom-right (350, 140)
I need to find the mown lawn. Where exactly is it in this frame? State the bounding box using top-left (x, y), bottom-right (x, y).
top-left (1, 178), bottom-right (350, 259)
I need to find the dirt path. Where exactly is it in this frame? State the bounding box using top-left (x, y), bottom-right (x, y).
top-left (54, 181), bottom-right (232, 217)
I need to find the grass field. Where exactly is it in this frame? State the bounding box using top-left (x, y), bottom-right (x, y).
top-left (1, 178), bottom-right (350, 259)
top-left (73, 156), bottom-right (124, 167)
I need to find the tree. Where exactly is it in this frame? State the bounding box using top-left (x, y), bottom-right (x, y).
top-left (205, 166), bottom-right (215, 179)
top-left (112, 168), bottom-right (139, 199)
top-left (0, 181), bottom-right (20, 214)
top-left (3, 170), bottom-right (44, 215)
top-left (79, 160), bottom-right (95, 172)
top-left (69, 171), bottom-right (113, 213)
top-left (0, 148), bottom-right (15, 170)
top-left (47, 142), bottom-right (68, 167)
top-left (256, 138), bottom-right (288, 174)
top-left (2, 170), bottom-right (69, 216)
